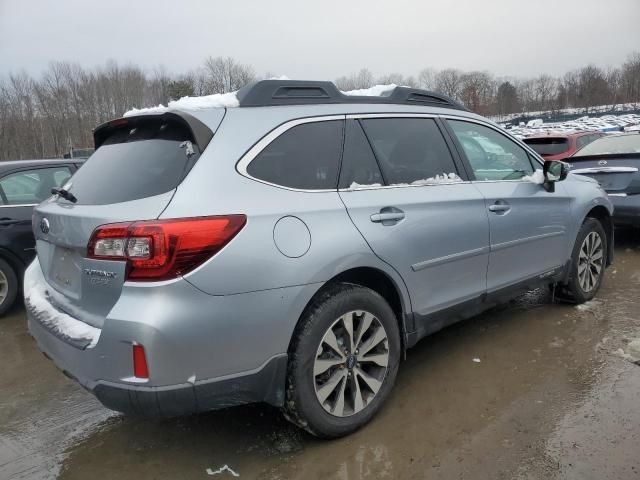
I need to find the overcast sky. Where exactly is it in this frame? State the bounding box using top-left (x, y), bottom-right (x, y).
top-left (1, 0), bottom-right (639, 80)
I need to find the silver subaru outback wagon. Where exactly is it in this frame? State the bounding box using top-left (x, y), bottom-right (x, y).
top-left (25, 80), bottom-right (613, 438)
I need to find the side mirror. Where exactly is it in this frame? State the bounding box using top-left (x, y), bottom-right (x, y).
top-left (542, 160), bottom-right (569, 192)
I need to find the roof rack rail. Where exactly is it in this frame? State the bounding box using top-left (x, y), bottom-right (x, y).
top-left (236, 80), bottom-right (467, 110)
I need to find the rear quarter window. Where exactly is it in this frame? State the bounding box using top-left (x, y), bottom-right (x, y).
top-left (246, 120), bottom-right (343, 190)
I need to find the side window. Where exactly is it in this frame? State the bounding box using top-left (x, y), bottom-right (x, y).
top-left (448, 120), bottom-right (534, 181)
top-left (576, 135), bottom-right (590, 149)
top-left (246, 120), bottom-right (343, 190)
top-left (0, 166), bottom-right (72, 205)
top-left (339, 120), bottom-right (383, 188)
top-left (360, 118), bottom-right (459, 185)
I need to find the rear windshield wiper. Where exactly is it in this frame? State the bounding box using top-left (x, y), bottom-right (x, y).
top-left (51, 187), bottom-right (77, 203)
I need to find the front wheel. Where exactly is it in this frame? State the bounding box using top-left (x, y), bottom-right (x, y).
top-left (562, 218), bottom-right (607, 303)
top-left (283, 283), bottom-right (401, 438)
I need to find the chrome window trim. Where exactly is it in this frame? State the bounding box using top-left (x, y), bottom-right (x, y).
top-left (237, 112), bottom-right (492, 193)
top-left (235, 115), bottom-right (346, 193)
top-left (0, 203), bottom-right (38, 208)
top-left (346, 113), bottom-right (437, 120)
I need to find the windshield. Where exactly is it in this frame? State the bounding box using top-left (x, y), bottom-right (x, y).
top-left (65, 118), bottom-right (199, 205)
top-left (523, 137), bottom-right (570, 156)
top-left (573, 134), bottom-right (640, 157)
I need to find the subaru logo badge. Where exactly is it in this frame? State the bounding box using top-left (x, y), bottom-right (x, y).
top-left (598, 160), bottom-right (608, 166)
top-left (40, 218), bottom-right (50, 234)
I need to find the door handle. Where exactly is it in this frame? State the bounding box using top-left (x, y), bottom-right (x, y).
top-left (0, 218), bottom-right (20, 226)
top-left (370, 208), bottom-right (405, 224)
top-left (488, 202), bottom-right (511, 214)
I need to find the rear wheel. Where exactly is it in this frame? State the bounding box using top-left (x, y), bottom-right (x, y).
top-left (283, 283), bottom-right (401, 438)
top-left (0, 258), bottom-right (18, 316)
top-left (561, 218), bottom-right (607, 304)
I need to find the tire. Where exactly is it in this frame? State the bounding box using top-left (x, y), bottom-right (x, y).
top-left (0, 258), bottom-right (18, 316)
top-left (561, 217), bottom-right (607, 304)
top-left (283, 283), bottom-right (401, 438)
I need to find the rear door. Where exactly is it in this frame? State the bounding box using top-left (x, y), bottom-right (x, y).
top-left (338, 116), bottom-right (490, 320)
top-left (32, 112), bottom-right (221, 328)
top-left (0, 164), bottom-right (74, 265)
top-left (445, 118), bottom-right (572, 293)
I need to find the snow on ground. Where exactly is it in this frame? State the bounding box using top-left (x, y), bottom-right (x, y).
top-left (576, 300), bottom-right (602, 312)
top-left (206, 465), bottom-right (240, 477)
top-left (613, 338), bottom-right (640, 364)
top-left (23, 261), bottom-right (100, 348)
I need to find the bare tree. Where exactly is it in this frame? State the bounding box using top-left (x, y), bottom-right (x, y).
top-left (202, 56), bottom-right (255, 94)
top-left (459, 71), bottom-right (494, 114)
top-left (418, 67), bottom-right (438, 90)
top-left (335, 68), bottom-right (374, 91)
top-left (435, 69), bottom-right (462, 99)
top-left (2, 52), bottom-right (640, 161)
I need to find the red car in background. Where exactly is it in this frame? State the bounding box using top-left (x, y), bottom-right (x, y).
top-left (523, 131), bottom-right (605, 161)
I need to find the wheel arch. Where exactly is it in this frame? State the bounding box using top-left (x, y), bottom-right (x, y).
top-left (585, 205), bottom-right (614, 266)
top-left (288, 266), bottom-right (413, 355)
top-left (0, 247), bottom-right (25, 281)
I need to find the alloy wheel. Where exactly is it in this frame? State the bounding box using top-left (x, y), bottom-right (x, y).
top-left (313, 310), bottom-right (390, 417)
top-left (0, 269), bottom-right (7, 305)
top-left (578, 231), bottom-right (604, 293)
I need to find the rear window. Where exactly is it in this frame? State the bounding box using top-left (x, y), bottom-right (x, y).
top-left (360, 118), bottom-right (458, 185)
top-left (66, 118), bottom-right (199, 205)
top-left (573, 134), bottom-right (640, 157)
top-left (247, 120), bottom-right (343, 190)
top-left (523, 137), bottom-right (570, 156)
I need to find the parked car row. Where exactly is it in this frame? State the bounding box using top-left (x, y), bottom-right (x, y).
top-left (505, 113), bottom-right (640, 138)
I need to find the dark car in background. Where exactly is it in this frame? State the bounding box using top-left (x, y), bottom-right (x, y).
top-left (0, 159), bottom-right (83, 314)
top-left (568, 132), bottom-right (640, 227)
top-left (523, 131), bottom-right (605, 161)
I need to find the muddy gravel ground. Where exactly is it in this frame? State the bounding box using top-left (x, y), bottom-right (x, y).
top-left (1, 230), bottom-right (640, 480)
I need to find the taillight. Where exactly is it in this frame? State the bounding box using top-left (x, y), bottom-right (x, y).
top-left (88, 215), bottom-right (246, 281)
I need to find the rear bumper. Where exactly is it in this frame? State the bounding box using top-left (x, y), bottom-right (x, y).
top-left (25, 259), bottom-right (319, 416)
top-left (29, 315), bottom-right (287, 415)
top-left (609, 194), bottom-right (640, 226)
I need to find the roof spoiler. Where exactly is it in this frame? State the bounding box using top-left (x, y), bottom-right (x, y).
top-left (93, 111), bottom-right (214, 151)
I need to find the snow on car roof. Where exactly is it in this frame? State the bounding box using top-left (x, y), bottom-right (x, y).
top-left (124, 80), bottom-right (407, 117)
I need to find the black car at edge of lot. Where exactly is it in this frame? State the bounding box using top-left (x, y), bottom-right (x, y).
top-left (0, 159), bottom-right (83, 315)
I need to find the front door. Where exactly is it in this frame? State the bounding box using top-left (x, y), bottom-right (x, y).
top-left (445, 119), bottom-right (572, 293)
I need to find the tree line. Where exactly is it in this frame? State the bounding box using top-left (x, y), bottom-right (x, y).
top-left (1, 53), bottom-right (639, 160)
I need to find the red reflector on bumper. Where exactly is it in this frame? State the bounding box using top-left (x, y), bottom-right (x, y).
top-left (133, 344), bottom-right (149, 378)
